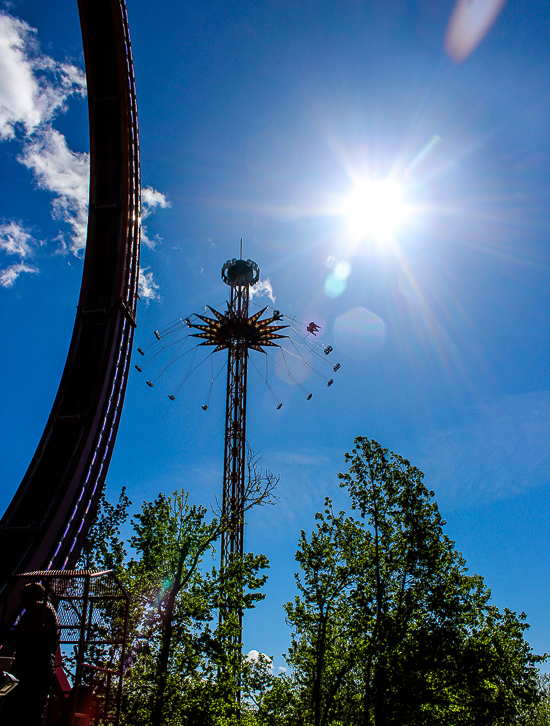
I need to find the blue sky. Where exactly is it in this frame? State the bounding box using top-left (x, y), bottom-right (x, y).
top-left (1, 0), bottom-right (549, 673)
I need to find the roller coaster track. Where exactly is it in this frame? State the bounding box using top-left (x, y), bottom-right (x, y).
top-left (0, 0), bottom-right (141, 594)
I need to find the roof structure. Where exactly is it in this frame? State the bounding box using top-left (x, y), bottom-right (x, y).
top-left (191, 305), bottom-right (288, 353)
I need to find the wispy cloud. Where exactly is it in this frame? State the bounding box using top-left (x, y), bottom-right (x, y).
top-left (418, 391), bottom-right (550, 507)
top-left (19, 128), bottom-right (89, 254)
top-left (0, 12), bottom-right (85, 140)
top-left (0, 11), bottom-right (169, 294)
top-left (0, 9), bottom-right (88, 277)
top-left (141, 186), bottom-right (171, 250)
top-left (250, 278), bottom-right (276, 303)
top-left (0, 220), bottom-right (36, 258)
top-left (142, 186), bottom-right (171, 218)
top-left (0, 221), bottom-right (40, 287)
top-left (139, 266), bottom-right (160, 303)
top-left (0, 260), bottom-right (39, 287)
top-left (141, 230), bottom-right (162, 250)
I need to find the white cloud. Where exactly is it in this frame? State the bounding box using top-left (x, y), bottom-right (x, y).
top-left (0, 221), bottom-right (40, 287)
top-left (246, 650), bottom-right (273, 672)
top-left (0, 10), bottom-right (89, 262)
top-left (142, 186), bottom-right (170, 219)
top-left (250, 277), bottom-right (276, 303)
top-left (0, 11), bottom-right (169, 290)
top-left (418, 391), bottom-right (550, 507)
top-left (141, 228), bottom-right (162, 250)
top-left (0, 220), bottom-right (36, 258)
top-left (0, 261), bottom-right (39, 287)
top-left (140, 187), bottom-right (170, 250)
top-left (139, 266), bottom-right (160, 302)
top-left (0, 14), bottom-right (37, 138)
top-left (0, 11), bottom-right (85, 140)
top-left (19, 132), bottom-right (171, 257)
top-left (19, 128), bottom-right (90, 254)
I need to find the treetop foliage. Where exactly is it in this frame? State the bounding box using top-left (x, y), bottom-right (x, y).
top-left (78, 437), bottom-right (547, 726)
top-left (285, 436), bottom-right (547, 726)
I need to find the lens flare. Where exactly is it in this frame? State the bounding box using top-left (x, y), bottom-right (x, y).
top-left (325, 259), bottom-right (352, 298)
top-left (334, 308), bottom-right (386, 360)
top-left (445, 0), bottom-right (506, 62)
top-left (275, 347), bottom-right (311, 384)
top-left (343, 179), bottom-right (407, 243)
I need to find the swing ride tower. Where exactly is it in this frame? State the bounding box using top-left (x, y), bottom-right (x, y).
top-left (135, 250), bottom-right (341, 656)
top-left (189, 257), bottom-right (287, 579)
top-left (135, 253), bottom-right (341, 668)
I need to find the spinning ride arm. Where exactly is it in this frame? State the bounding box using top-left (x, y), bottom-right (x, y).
top-left (0, 0), bottom-right (141, 592)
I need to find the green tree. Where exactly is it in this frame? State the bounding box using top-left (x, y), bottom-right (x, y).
top-left (285, 437), bottom-right (546, 726)
top-left (121, 449), bottom-right (278, 726)
top-left (240, 653), bottom-right (298, 726)
top-left (77, 486), bottom-right (131, 572)
top-left (121, 489), bottom-right (271, 726)
top-left (125, 490), bottom-right (220, 725)
top-left (71, 487), bottom-right (131, 691)
top-left (285, 505), bottom-right (364, 726)
top-left (516, 673), bottom-right (550, 725)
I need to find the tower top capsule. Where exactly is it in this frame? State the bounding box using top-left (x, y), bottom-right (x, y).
top-left (221, 257), bottom-right (260, 287)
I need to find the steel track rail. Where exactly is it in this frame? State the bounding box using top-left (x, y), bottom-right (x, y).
top-left (0, 0), bottom-right (141, 594)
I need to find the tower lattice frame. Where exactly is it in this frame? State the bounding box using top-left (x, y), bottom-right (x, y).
top-left (221, 276), bottom-right (249, 570)
top-left (189, 257), bottom-right (287, 581)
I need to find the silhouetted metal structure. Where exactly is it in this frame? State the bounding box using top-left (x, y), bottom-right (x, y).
top-left (0, 0), bottom-right (141, 594)
top-left (188, 258), bottom-right (287, 580)
top-left (2, 570), bottom-right (129, 725)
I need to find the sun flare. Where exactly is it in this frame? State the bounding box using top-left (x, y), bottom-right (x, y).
top-left (343, 179), bottom-right (408, 242)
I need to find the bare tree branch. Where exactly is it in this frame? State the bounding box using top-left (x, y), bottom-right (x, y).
top-left (213, 443), bottom-right (280, 521)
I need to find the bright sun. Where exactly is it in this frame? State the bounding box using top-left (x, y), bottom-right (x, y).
top-left (343, 179), bottom-right (408, 242)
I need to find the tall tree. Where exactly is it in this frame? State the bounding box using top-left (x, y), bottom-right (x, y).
top-left (77, 486), bottom-right (131, 572)
top-left (286, 437), bottom-right (546, 726)
top-left (122, 489), bottom-right (271, 726)
top-left (515, 673), bottom-right (550, 725)
top-left (121, 448), bottom-right (278, 726)
top-left (285, 503), bottom-right (365, 726)
top-left (127, 490), bottom-right (219, 725)
top-left (71, 487), bottom-right (131, 694)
